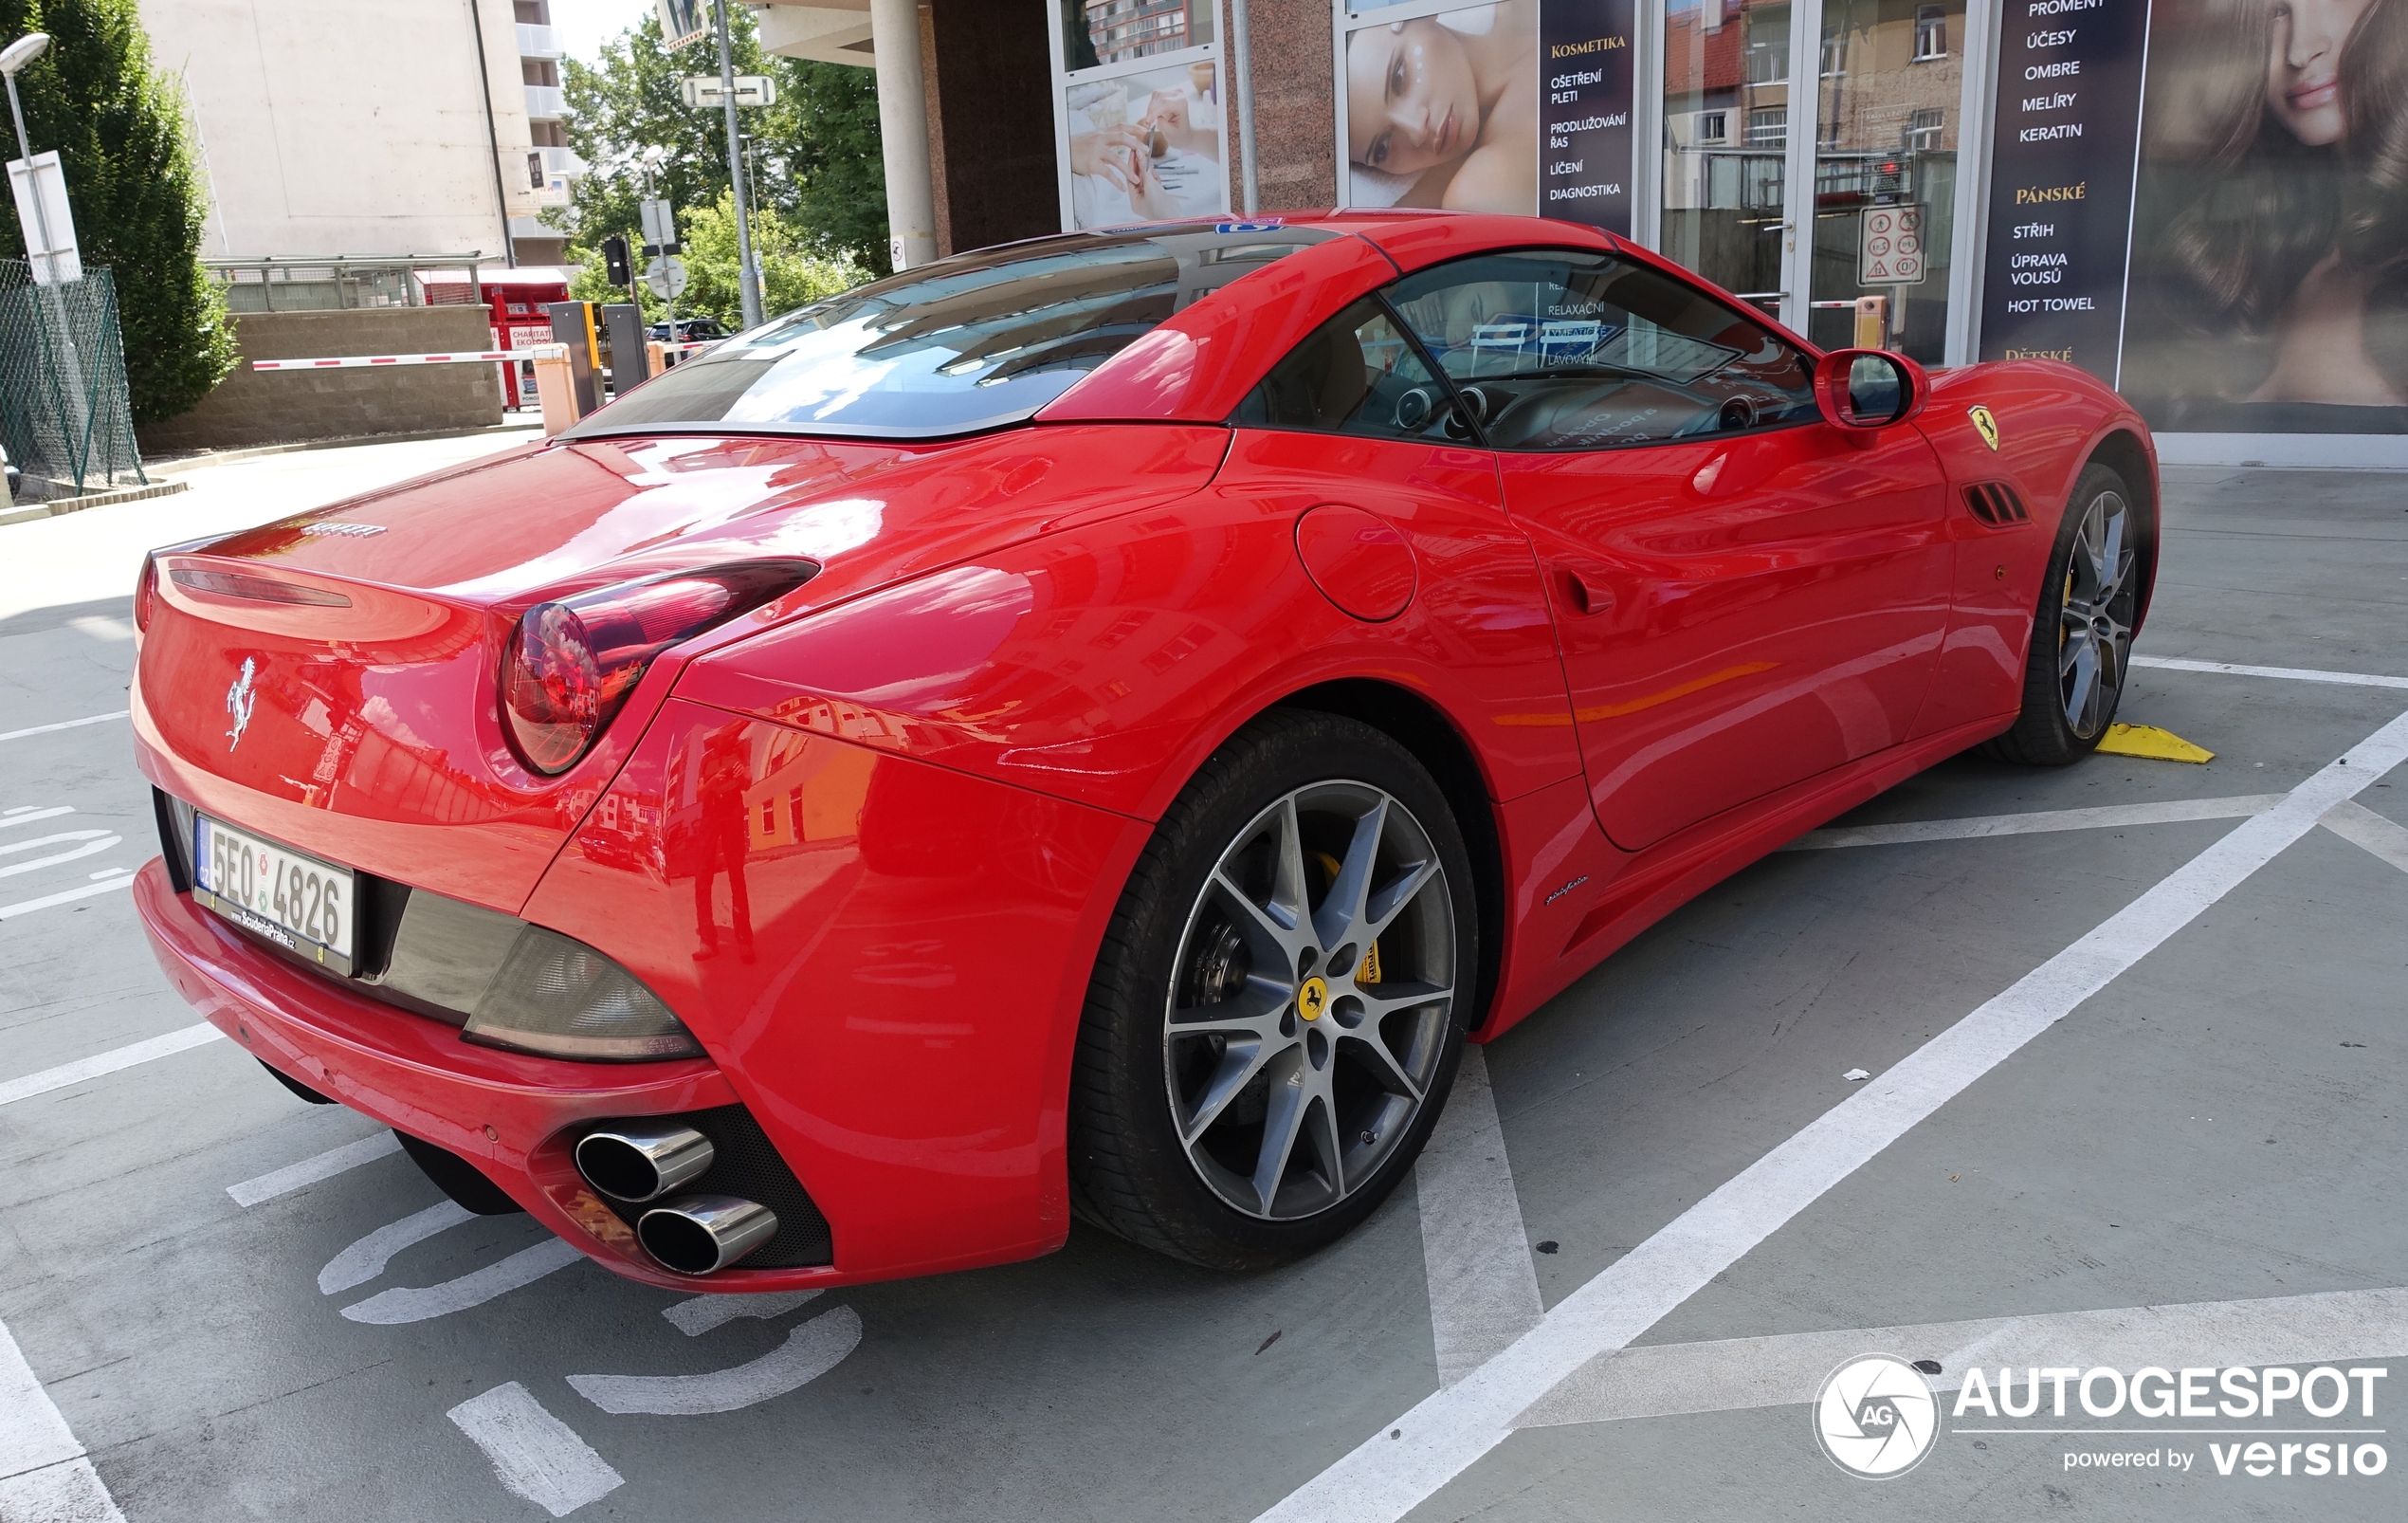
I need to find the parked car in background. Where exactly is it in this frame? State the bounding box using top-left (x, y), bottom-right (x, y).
top-left (647, 318), bottom-right (728, 345)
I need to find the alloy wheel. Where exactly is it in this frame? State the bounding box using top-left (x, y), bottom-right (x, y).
top-left (1162, 780), bottom-right (1456, 1220)
top-left (2057, 489), bottom-right (2135, 740)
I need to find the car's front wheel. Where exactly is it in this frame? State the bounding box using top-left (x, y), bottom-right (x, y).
top-left (1068, 710), bottom-right (1474, 1270)
top-left (1980, 461), bottom-right (2145, 766)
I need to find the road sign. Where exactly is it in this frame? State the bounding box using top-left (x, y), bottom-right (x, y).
top-left (638, 198), bottom-right (681, 257)
top-left (7, 152), bottom-right (81, 284)
top-left (1858, 204), bottom-right (1927, 286)
top-left (680, 75), bottom-right (777, 110)
top-left (644, 256), bottom-right (689, 301)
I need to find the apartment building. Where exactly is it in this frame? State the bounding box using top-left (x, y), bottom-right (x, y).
top-left (137, 0), bottom-right (584, 265)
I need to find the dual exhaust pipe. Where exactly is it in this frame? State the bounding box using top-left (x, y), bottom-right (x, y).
top-left (574, 1122), bottom-right (776, 1275)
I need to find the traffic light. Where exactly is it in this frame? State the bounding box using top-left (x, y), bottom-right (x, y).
top-left (602, 235), bottom-right (632, 287)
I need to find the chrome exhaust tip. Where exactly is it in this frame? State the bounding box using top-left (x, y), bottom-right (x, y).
top-left (575, 1122), bottom-right (715, 1203)
top-left (636, 1195), bottom-right (779, 1275)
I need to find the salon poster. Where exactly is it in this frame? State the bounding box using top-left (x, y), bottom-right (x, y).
top-left (2119, 0), bottom-right (2408, 433)
top-left (1975, 0), bottom-right (2151, 378)
top-left (1341, 1), bottom-right (1635, 232)
top-left (1062, 59), bottom-right (1231, 230)
top-left (1540, 0), bottom-right (1637, 234)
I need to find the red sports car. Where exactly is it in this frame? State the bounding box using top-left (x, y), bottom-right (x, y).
top-left (133, 211), bottom-right (2156, 1288)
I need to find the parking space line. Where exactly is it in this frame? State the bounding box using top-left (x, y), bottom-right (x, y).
top-left (319, 1202), bottom-right (475, 1294)
top-left (0, 1315), bottom-right (126, 1522)
top-left (340, 1238), bottom-right (584, 1324)
top-left (0, 807), bottom-right (74, 830)
top-left (0, 712), bottom-right (128, 745)
top-left (665, 1289), bottom-right (821, 1336)
top-left (568, 1305), bottom-right (864, 1416)
top-left (2322, 799), bottom-right (2408, 876)
top-left (1415, 1046), bottom-right (1543, 1388)
top-left (0, 874), bottom-right (137, 922)
top-left (0, 1022), bottom-right (224, 1109)
top-left (1251, 706), bottom-right (2408, 1523)
top-left (2132, 654), bottom-right (2408, 689)
top-left (1784, 796), bottom-right (2284, 852)
top-left (1517, 1286), bottom-right (2408, 1429)
top-left (447, 1382), bottom-right (623, 1519)
top-left (229, 1132), bottom-right (404, 1208)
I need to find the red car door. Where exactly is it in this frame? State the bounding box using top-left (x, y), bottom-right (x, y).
top-left (1383, 248), bottom-right (1953, 852)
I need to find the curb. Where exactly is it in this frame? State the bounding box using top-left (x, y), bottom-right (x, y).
top-left (142, 418), bottom-right (546, 476)
top-left (0, 478), bottom-right (191, 527)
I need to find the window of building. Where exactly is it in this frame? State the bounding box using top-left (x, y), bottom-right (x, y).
top-left (1908, 108), bottom-right (1943, 149)
top-left (1819, 36), bottom-right (1847, 78)
top-left (1743, 39), bottom-right (1788, 83)
top-left (1696, 111), bottom-right (1727, 144)
top-left (1062, 0), bottom-right (1214, 70)
top-left (1914, 5), bottom-right (1948, 60)
top-left (1745, 107), bottom-right (1788, 146)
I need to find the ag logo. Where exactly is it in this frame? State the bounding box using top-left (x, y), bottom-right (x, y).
top-left (1814, 1354), bottom-right (1939, 1477)
top-left (1967, 404), bottom-right (2001, 451)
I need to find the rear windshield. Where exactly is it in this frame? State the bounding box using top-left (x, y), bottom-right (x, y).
top-left (565, 223), bottom-right (1337, 440)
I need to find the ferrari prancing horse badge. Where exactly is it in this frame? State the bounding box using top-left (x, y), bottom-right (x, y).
top-left (1967, 405), bottom-right (2000, 451)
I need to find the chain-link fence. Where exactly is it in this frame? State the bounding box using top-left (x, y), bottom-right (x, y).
top-left (0, 259), bottom-right (145, 496)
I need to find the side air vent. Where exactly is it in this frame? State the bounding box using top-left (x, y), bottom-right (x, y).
top-left (1961, 482), bottom-right (2032, 526)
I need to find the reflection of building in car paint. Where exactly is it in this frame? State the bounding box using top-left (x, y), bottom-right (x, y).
top-left (744, 738), bottom-right (877, 853)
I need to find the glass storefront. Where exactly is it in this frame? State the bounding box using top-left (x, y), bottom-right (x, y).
top-left (1050, 2), bottom-right (1229, 230)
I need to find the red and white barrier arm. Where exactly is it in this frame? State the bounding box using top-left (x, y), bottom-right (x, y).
top-left (251, 351), bottom-right (520, 371)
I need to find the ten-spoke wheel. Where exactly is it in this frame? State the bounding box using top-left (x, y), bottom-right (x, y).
top-left (1069, 711), bottom-right (1474, 1269)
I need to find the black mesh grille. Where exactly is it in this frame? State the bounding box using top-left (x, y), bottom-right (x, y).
top-left (583, 1105), bottom-right (833, 1269)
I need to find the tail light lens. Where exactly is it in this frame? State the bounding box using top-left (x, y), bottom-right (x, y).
top-left (134, 556), bottom-right (158, 634)
top-left (502, 560), bottom-right (814, 776)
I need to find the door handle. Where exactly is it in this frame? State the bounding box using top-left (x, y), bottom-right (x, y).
top-left (1557, 567), bottom-right (1613, 616)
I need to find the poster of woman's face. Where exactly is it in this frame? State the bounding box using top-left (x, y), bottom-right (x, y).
top-left (2123, 0), bottom-right (2408, 432)
top-left (1341, 0), bottom-right (1540, 215)
top-left (1063, 61), bottom-right (1229, 229)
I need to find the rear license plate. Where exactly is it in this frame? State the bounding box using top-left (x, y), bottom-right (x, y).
top-left (192, 815), bottom-right (356, 974)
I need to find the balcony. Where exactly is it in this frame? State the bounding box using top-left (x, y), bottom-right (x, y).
top-left (517, 23), bottom-right (562, 60)
top-left (523, 83), bottom-right (564, 120)
top-left (533, 145), bottom-right (586, 181)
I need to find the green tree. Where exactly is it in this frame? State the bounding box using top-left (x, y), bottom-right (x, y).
top-left (555, 9), bottom-right (888, 281)
top-left (567, 189), bottom-right (857, 332)
top-left (0, 1), bottom-right (234, 424)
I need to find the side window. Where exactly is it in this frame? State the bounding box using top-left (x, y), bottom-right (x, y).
top-left (1383, 249), bottom-right (1819, 450)
top-left (1233, 300), bottom-right (1466, 442)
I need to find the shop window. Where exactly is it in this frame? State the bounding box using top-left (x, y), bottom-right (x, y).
top-left (1914, 5), bottom-right (1948, 60)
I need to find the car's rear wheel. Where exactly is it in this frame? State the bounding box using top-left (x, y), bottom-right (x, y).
top-left (1980, 462), bottom-right (2143, 766)
top-left (1068, 710), bottom-right (1473, 1270)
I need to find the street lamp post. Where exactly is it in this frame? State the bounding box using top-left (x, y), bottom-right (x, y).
top-left (709, 0), bottom-right (760, 330)
top-left (0, 29), bottom-right (95, 491)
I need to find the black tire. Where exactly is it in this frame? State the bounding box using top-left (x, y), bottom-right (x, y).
top-left (1068, 709), bottom-right (1475, 1271)
top-left (1979, 462), bottom-right (2145, 766)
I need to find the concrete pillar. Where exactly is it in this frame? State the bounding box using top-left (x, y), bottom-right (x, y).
top-left (869, 0), bottom-right (939, 270)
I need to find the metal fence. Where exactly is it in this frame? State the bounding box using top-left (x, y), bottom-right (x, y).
top-left (0, 259), bottom-right (144, 497)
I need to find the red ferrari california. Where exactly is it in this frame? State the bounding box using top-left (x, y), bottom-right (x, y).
top-left (133, 211), bottom-right (2155, 1288)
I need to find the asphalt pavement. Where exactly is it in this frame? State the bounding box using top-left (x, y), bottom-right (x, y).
top-left (0, 449), bottom-right (2402, 1522)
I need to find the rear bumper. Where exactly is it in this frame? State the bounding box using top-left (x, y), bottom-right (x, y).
top-left (135, 858), bottom-right (842, 1293)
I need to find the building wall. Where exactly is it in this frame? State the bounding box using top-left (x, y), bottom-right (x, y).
top-left (137, 306), bottom-right (505, 451)
top-left (923, 0), bottom-right (1059, 255)
top-left (138, 0), bottom-right (539, 260)
top-left (1216, 0), bottom-right (1337, 211)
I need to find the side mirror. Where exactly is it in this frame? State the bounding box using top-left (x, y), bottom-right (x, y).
top-left (1815, 348), bottom-right (1928, 434)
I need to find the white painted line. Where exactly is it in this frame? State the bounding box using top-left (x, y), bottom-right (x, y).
top-left (0, 1315), bottom-right (125, 1521)
top-left (0, 1022), bottom-right (224, 1108)
top-left (0, 833), bottom-right (119, 880)
top-left (1414, 1045), bottom-right (1543, 1387)
top-left (569, 1304), bottom-right (863, 1416)
top-left (0, 874), bottom-right (137, 922)
top-left (2322, 799), bottom-right (2408, 876)
top-left (2132, 653), bottom-right (2408, 690)
top-left (664, 1288), bottom-right (821, 1337)
top-left (319, 1201), bottom-right (475, 1294)
top-left (447, 1382), bottom-right (624, 1519)
top-left (1784, 795), bottom-right (2283, 852)
top-left (229, 1131), bottom-right (403, 1209)
top-left (1250, 706), bottom-right (2408, 1523)
top-left (0, 1459), bottom-right (124, 1522)
top-left (0, 712), bottom-right (127, 744)
top-left (0, 807), bottom-right (72, 831)
top-left (1518, 1286), bottom-right (2408, 1429)
top-left (340, 1237), bottom-right (584, 1324)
